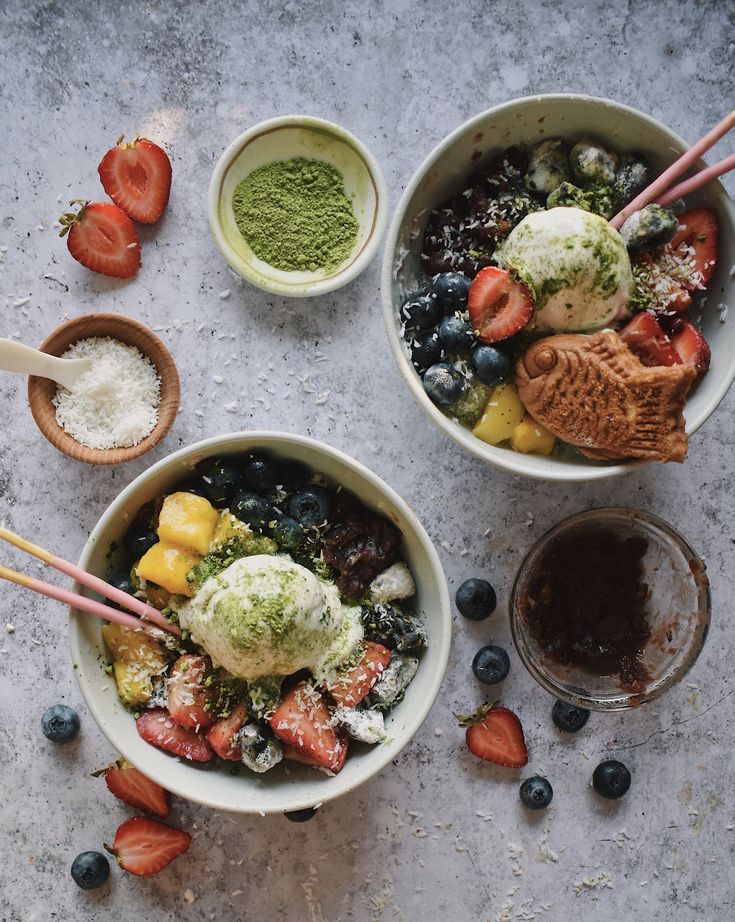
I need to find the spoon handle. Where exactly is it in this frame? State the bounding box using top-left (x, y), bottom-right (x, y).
top-left (0, 338), bottom-right (90, 390)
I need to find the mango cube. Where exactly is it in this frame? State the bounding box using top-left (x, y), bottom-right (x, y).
top-left (211, 510), bottom-right (253, 549)
top-left (157, 492), bottom-right (219, 556)
top-left (472, 383), bottom-right (525, 446)
top-left (137, 541), bottom-right (201, 596)
top-left (511, 415), bottom-right (557, 455)
top-left (102, 623), bottom-right (170, 708)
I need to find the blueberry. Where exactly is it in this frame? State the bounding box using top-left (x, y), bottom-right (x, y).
top-left (71, 851), bottom-right (110, 890)
top-left (455, 578), bottom-right (497, 620)
top-left (592, 760), bottom-right (631, 799)
top-left (422, 362), bottom-right (465, 406)
top-left (289, 486), bottom-right (332, 527)
top-left (277, 460), bottom-right (309, 491)
top-left (519, 775), bottom-right (553, 810)
top-left (410, 331), bottom-right (444, 371)
top-left (177, 476), bottom-right (207, 496)
top-left (123, 524), bottom-right (158, 558)
top-left (438, 315), bottom-right (476, 354)
top-left (285, 807), bottom-right (318, 822)
top-left (267, 513), bottom-right (305, 551)
top-left (232, 491), bottom-right (271, 528)
top-left (431, 272), bottom-right (471, 309)
top-left (552, 699), bottom-right (590, 733)
top-left (41, 704), bottom-right (80, 743)
top-left (400, 292), bottom-right (442, 330)
top-left (472, 644), bottom-right (510, 684)
top-left (105, 572), bottom-right (135, 610)
top-left (198, 457), bottom-right (241, 506)
top-left (472, 345), bottom-right (511, 387)
top-left (242, 451), bottom-right (278, 492)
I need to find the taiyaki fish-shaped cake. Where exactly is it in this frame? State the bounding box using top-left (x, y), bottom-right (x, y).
top-left (515, 330), bottom-right (697, 463)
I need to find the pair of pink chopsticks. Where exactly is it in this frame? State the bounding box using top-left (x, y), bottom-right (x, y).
top-left (610, 110), bottom-right (735, 228)
top-left (0, 526), bottom-right (180, 636)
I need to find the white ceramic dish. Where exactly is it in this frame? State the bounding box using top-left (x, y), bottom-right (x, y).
top-left (69, 432), bottom-right (451, 814)
top-left (208, 116), bottom-right (388, 297)
top-left (381, 94), bottom-right (735, 481)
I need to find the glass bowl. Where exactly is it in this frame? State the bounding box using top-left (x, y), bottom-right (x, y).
top-left (510, 507), bottom-right (711, 710)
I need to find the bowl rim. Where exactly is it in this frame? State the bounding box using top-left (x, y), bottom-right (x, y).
top-left (208, 115), bottom-right (389, 298)
top-left (508, 505), bottom-right (711, 711)
top-left (380, 92), bottom-right (735, 482)
top-left (69, 430), bottom-right (452, 813)
top-left (27, 312), bottom-right (180, 466)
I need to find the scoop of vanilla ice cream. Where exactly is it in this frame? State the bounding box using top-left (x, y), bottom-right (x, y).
top-left (499, 207), bottom-right (632, 332)
top-left (175, 555), bottom-right (363, 681)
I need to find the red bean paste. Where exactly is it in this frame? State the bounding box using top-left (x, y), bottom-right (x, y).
top-left (521, 527), bottom-right (652, 689)
top-left (323, 501), bottom-right (402, 600)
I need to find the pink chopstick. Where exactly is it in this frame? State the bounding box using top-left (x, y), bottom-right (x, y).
top-left (0, 526), bottom-right (180, 636)
top-left (0, 564), bottom-right (164, 636)
top-left (656, 151), bottom-right (735, 206)
top-left (610, 110), bottom-right (735, 228)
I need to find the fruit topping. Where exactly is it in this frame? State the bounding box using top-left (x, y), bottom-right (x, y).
top-left (101, 758), bottom-right (172, 818)
top-left (670, 320), bottom-right (711, 377)
top-left (98, 135), bottom-right (172, 224)
top-left (519, 775), bottom-right (554, 810)
top-left (592, 759), bottom-right (632, 799)
top-left (472, 344), bottom-right (511, 387)
top-left (455, 578), bottom-right (497, 621)
top-left (471, 644), bottom-right (510, 685)
top-left (431, 272), bottom-right (471, 309)
top-left (59, 200), bottom-right (141, 278)
top-left (670, 207), bottom-right (718, 288)
top-left (327, 642), bottom-right (392, 707)
top-left (205, 702), bottom-right (250, 761)
top-left (437, 314), bottom-right (476, 354)
top-left (458, 703), bottom-right (528, 768)
top-left (135, 708), bottom-right (213, 762)
top-left (551, 699), bottom-right (590, 733)
top-left (467, 267), bottom-right (534, 344)
top-left (618, 312), bottom-right (682, 367)
top-left (269, 682), bottom-right (348, 773)
top-left (41, 704), bottom-right (80, 743)
top-left (422, 362), bottom-right (466, 406)
top-left (400, 292), bottom-right (443, 330)
top-left (71, 851), bottom-right (110, 890)
top-left (106, 816), bottom-right (191, 877)
top-left (288, 485), bottom-right (332, 528)
top-left (166, 654), bottom-right (216, 728)
top-left (410, 331), bottom-right (444, 371)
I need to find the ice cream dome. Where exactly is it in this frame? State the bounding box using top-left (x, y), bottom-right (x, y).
top-left (499, 206), bottom-right (632, 332)
top-left (174, 555), bottom-right (363, 681)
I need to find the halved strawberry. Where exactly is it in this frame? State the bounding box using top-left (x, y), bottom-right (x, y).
top-left (136, 708), bottom-right (213, 762)
top-left (283, 742), bottom-right (348, 774)
top-left (671, 321), bottom-right (711, 377)
top-left (327, 642), bottom-right (391, 708)
top-left (619, 312), bottom-right (682, 367)
top-left (468, 266), bottom-right (534, 343)
top-left (106, 816), bottom-right (190, 877)
top-left (98, 136), bottom-right (172, 224)
top-left (102, 758), bottom-right (171, 818)
top-left (269, 681), bottom-right (348, 774)
top-left (670, 208), bottom-right (718, 289)
top-left (205, 702), bottom-right (249, 761)
top-left (458, 703), bottom-right (528, 768)
top-left (58, 200), bottom-right (141, 278)
top-left (167, 654), bottom-right (216, 728)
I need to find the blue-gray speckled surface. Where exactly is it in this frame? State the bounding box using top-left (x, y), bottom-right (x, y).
top-left (1, 1), bottom-right (735, 920)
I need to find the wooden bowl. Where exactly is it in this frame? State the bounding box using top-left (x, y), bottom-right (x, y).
top-left (28, 313), bottom-right (180, 465)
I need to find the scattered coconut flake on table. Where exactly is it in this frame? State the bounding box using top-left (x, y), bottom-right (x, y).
top-left (52, 337), bottom-right (161, 449)
top-left (572, 870), bottom-right (613, 897)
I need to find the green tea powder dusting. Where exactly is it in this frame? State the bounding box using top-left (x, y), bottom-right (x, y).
top-left (232, 157), bottom-right (359, 272)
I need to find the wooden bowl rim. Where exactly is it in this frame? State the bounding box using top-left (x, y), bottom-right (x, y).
top-left (27, 313), bottom-right (181, 466)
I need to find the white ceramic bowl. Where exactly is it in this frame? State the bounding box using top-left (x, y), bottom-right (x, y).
top-left (382, 94), bottom-right (735, 481)
top-left (208, 116), bottom-right (388, 297)
top-left (69, 432), bottom-right (451, 814)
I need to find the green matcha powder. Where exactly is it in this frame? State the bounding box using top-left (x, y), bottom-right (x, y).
top-left (232, 157), bottom-right (359, 272)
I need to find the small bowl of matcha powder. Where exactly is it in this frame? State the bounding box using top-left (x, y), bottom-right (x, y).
top-left (208, 116), bottom-right (388, 296)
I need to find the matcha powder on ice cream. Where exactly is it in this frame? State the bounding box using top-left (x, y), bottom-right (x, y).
top-left (231, 157), bottom-right (360, 272)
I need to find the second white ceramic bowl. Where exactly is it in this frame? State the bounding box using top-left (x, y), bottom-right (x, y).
top-left (69, 432), bottom-right (451, 814)
top-left (381, 94), bottom-right (735, 481)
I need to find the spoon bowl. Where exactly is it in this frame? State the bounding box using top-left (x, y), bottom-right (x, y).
top-left (0, 338), bottom-right (94, 390)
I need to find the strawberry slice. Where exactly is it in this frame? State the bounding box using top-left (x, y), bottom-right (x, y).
top-left (327, 642), bottom-right (391, 708)
top-left (205, 702), bottom-right (249, 761)
top-left (167, 654), bottom-right (216, 728)
top-left (619, 312), bottom-right (682, 367)
top-left (102, 758), bottom-right (171, 818)
top-left (283, 742), bottom-right (348, 774)
top-left (58, 200), bottom-right (141, 278)
top-left (468, 266), bottom-right (533, 343)
top-left (269, 681), bottom-right (348, 773)
top-left (458, 703), bottom-right (528, 768)
top-left (98, 136), bottom-right (172, 224)
top-left (670, 208), bottom-right (718, 289)
top-left (671, 321), bottom-right (711, 377)
top-left (106, 816), bottom-right (190, 877)
top-left (136, 708), bottom-right (213, 762)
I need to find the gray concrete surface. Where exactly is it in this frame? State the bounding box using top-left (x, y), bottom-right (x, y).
top-left (1, 0), bottom-right (734, 919)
